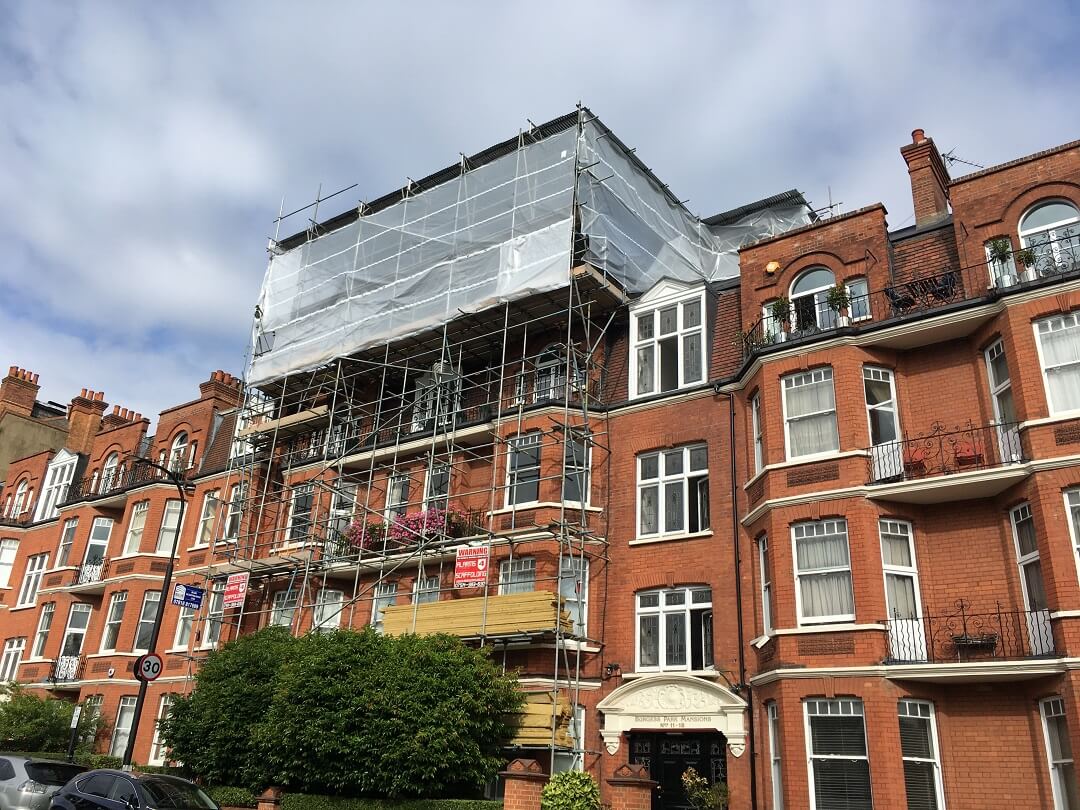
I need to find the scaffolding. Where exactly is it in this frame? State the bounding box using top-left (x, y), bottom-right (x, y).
top-left (179, 106), bottom-right (812, 770)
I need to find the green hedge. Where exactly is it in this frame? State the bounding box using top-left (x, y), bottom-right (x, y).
top-left (1, 751), bottom-right (123, 769)
top-left (206, 786), bottom-right (260, 808)
top-left (281, 796), bottom-right (501, 810)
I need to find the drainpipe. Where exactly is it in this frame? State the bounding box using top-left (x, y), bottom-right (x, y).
top-left (727, 391), bottom-right (757, 809)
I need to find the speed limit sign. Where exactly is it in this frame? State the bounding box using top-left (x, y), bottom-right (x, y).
top-left (134, 653), bottom-right (163, 682)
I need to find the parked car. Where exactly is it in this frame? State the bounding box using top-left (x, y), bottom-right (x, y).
top-left (49, 771), bottom-right (217, 810)
top-left (0, 756), bottom-right (87, 810)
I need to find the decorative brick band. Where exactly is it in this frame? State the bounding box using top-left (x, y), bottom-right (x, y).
top-left (787, 462), bottom-right (840, 487)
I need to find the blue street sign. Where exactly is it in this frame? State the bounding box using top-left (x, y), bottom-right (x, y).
top-left (171, 583), bottom-right (205, 610)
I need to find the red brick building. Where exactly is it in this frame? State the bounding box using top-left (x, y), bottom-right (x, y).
top-left (0, 111), bottom-right (1078, 810)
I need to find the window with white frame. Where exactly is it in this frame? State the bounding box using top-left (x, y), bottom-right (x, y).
top-left (552, 704), bottom-right (585, 773)
top-left (60, 603), bottom-right (91, 657)
top-left (156, 501), bottom-right (182, 555)
top-left (793, 520), bottom-right (854, 624)
top-left (985, 237), bottom-right (1017, 286)
top-left (313, 588), bottom-right (343, 633)
top-left (559, 556), bottom-right (588, 637)
top-left (195, 491), bottom-right (219, 547)
top-left (100, 591), bottom-right (127, 652)
top-left (848, 277), bottom-right (871, 321)
top-left (84, 517), bottom-right (112, 570)
top-left (637, 444), bottom-right (709, 538)
top-left (1020, 200), bottom-right (1080, 273)
top-left (133, 591), bottom-right (160, 652)
top-left (498, 557), bottom-right (536, 595)
top-left (758, 535), bottom-right (773, 635)
top-left (8, 480), bottom-right (29, 519)
top-left (1066, 490), bottom-right (1080, 581)
top-left (782, 368), bottom-right (839, 459)
top-left (169, 432), bottom-right (190, 472)
top-left (535, 345), bottom-right (568, 403)
top-left (119, 502), bottom-right (146, 556)
top-left (288, 483), bottom-right (314, 543)
top-left (57, 518), bottom-right (78, 567)
top-left (506, 434), bottom-right (541, 505)
top-left (985, 340), bottom-right (1020, 454)
top-left (270, 590), bottom-right (298, 628)
top-left (790, 267), bottom-right (837, 332)
top-left (805, 699), bottom-right (871, 810)
top-left (174, 605), bottom-right (195, 649)
top-left (223, 483), bottom-right (245, 542)
top-left (110, 696), bottom-right (137, 757)
top-left (1036, 312), bottom-right (1080, 415)
top-left (1012, 503), bottom-right (1050, 616)
top-left (0, 538), bottom-right (17, 588)
top-left (751, 393), bottom-right (764, 474)
top-left (34, 451), bottom-right (77, 522)
top-left (82, 694), bottom-right (103, 725)
top-left (372, 582), bottom-right (396, 633)
top-left (898, 700), bottom-right (945, 810)
top-left (385, 473), bottom-right (411, 521)
top-left (17, 553), bottom-right (49, 606)
top-left (0, 637), bottom-right (24, 681)
top-left (636, 586), bottom-right (713, 672)
top-left (330, 482), bottom-right (357, 540)
top-left (32, 602), bottom-right (54, 658)
top-left (562, 430), bottom-right (590, 504)
top-left (424, 463), bottom-right (450, 510)
top-left (202, 584), bottom-right (225, 648)
top-left (631, 292), bottom-right (705, 397)
top-left (149, 693), bottom-right (175, 766)
top-left (100, 453), bottom-right (120, 492)
top-left (767, 702), bottom-right (784, 810)
top-left (413, 576), bottom-right (440, 605)
top-left (1041, 696), bottom-right (1079, 810)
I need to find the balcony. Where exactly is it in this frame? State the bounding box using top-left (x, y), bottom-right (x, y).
top-left (380, 591), bottom-right (572, 640)
top-left (322, 508), bottom-right (487, 567)
top-left (50, 655), bottom-right (84, 688)
top-left (864, 420), bottom-right (1028, 503)
top-left (739, 237), bottom-right (1080, 361)
top-left (69, 559), bottom-right (109, 594)
top-left (884, 600), bottom-right (1057, 681)
top-left (62, 458), bottom-right (175, 507)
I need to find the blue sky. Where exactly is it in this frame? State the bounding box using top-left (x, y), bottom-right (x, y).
top-left (1, 1), bottom-right (1077, 424)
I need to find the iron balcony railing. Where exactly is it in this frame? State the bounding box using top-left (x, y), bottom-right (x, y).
top-left (739, 233), bottom-right (1080, 359)
top-left (884, 600), bottom-right (1055, 663)
top-left (62, 458), bottom-right (174, 504)
top-left (864, 420), bottom-right (1025, 484)
top-left (51, 654), bottom-right (84, 683)
top-left (73, 558), bottom-right (109, 586)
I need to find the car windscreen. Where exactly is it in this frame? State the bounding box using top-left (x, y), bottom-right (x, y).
top-left (25, 764), bottom-right (86, 790)
top-left (25, 762), bottom-right (87, 786)
top-left (138, 779), bottom-right (217, 810)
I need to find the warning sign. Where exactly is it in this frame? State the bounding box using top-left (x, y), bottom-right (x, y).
top-left (223, 571), bottom-right (250, 609)
top-left (454, 546), bottom-right (490, 589)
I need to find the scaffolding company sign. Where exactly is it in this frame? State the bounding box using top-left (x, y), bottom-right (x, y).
top-left (223, 572), bottom-right (250, 609)
top-left (454, 546), bottom-right (489, 589)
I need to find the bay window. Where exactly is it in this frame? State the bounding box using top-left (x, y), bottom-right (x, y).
top-left (133, 591), bottom-right (160, 652)
top-left (898, 700), bottom-right (945, 810)
top-left (793, 519), bottom-right (854, 624)
top-left (32, 602), bottom-right (54, 658)
top-left (805, 699), bottom-right (871, 810)
top-left (782, 368), bottom-right (840, 459)
top-left (17, 553), bottom-right (49, 606)
top-left (498, 557), bottom-right (536, 595)
top-left (1035, 312), bottom-right (1080, 415)
top-left (631, 291), bottom-right (706, 397)
top-left (506, 434), bottom-right (541, 506)
top-left (637, 444), bottom-right (709, 538)
top-left (287, 484), bottom-right (314, 542)
top-left (123, 502), bottom-right (148, 555)
top-left (635, 586), bottom-right (713, 672)
top-left (270, 590), bottom-right (299, 628)
top-left (156, 501), bottom-right (182, 554)
top-left (1041, 696), bottom-right (1079, 810)
top-left (313, 588), bottom-right (343, 633)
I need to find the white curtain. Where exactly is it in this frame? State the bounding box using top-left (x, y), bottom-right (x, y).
top-left (799, 571), bottom-right (854, 618)
top-left (885, 574), bottom-right (917, 619)
top-left (796, 531), bottom-right (850, 570)
top-left (787, 377), bottom-right (839, 456)
top-left (1046, 366), bottom-right (1080, 413)
top-left (880, 532), bottom-right (912, 567)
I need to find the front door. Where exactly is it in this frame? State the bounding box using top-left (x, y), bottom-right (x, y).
top-left (630, 733), bottom-right (726, 810)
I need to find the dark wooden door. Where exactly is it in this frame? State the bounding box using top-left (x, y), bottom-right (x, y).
top-left (629, 732), bottom-right (727, 810)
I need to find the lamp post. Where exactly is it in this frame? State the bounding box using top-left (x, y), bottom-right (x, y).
top-left (122, 457), bottom-right (195, 770)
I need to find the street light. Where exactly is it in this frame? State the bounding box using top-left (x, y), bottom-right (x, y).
top-left (122, 456), bottom-right (195, 770)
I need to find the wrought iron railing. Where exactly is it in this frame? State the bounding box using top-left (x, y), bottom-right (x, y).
top-left (73, 559), bottom-right (109, 586)
top-left (884, 600), bottom-right (1055, 663)
top-left (62, 458), bottom-right (173, 504)
top-left (51, 654), bottom-right (84, 683)
top-left (864, 420), bottom-right (1025, 484)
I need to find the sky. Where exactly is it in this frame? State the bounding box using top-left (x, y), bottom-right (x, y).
top-left (0, 1), bottom-right (1077, 426)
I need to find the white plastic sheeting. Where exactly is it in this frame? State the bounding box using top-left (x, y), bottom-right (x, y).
top-left (249, 116), bottom-right (811, 385)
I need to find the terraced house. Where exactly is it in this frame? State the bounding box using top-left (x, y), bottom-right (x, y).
top-left (0, 109), bottom-right (1077, 810)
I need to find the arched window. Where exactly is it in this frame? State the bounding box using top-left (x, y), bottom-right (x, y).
top-left (101, 453), bottom-right (120, 492)
top-left (1019, 200), bottom-right (1080, 274)
top-left (790, 267), bottom-right (836, 332)
top-left (10, 480), bottom-right (28, 517)
top-left (534, 345), bottom-right (567, 403)
top-left (169, 432), bottom-right (189, 472)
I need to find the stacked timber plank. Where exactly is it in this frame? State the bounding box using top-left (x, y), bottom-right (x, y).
top-left (381, 590), bottom-right (572, 638)
top-left (511, 692), bottom-right (573, 748)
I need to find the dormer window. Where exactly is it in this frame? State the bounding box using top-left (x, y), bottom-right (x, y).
top-left (630, 282), bottom-right (706, 399)
top-left (33, 450), bottom-right (78, 522)
top-left (169, 432), bottom-right (189, 472)
top-left (100, 453), bottom-right (120, 492)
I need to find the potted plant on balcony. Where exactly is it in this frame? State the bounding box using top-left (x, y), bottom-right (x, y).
top-left (987, 237), bottom-right (1017, 288)
top-left (1016, 247), bottom-right (1039, 282)
top-left (826, 283), bottom-right (852, 327)
top-left (768, 297), bottom-right (791, 342)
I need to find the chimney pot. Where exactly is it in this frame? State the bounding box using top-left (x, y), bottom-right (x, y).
top-left (80, 388), bottom-right (87, 398)
top-left (112, 405), bottom-right (120, 415)
top-left (7, 366), bottom-right (15, 376)
top-left (912, 128), bottom-right (925, 144)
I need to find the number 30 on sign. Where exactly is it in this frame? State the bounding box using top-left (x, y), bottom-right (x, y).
top-left (134, 653), bottom-right (163, 682)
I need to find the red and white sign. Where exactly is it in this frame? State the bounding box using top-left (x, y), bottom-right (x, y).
top-left (134, 653), bottom-right (163, 682)
top-left (223, 571), bottom-right (250, 608)
top-left (454, 546), bottom-right (490, 589)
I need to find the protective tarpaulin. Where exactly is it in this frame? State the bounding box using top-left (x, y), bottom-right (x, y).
top-left (249, 114), bottom-right (811, 385)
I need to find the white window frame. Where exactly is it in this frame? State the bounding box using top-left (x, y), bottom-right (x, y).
top-left (559, 556), bottom-right (589, 637)
top-left (985, 339), bottom-right (1019, 437)
top-left (34, 452), bottom-right (77, 522)
top-left (100, 452), bottom-right (120, 492)
top-left (201, 584), bottom-right (225, 649)
top-left (0, 538), bottom-right (17, 588)
top-left (60, 602), bottom-right (91, 657)
top-left (110, 696), bottom-right (138, 758)
top-left (31, 602), bottom-right (54, 659)
top-left (149, 693), bottom-right (175, 766)
top-left (792, 519), bottom-right (855, 625)
top-left (156, 500), bottom-right (183, 555)
top-left (1020, 200), bottom-right (1080, 266)
top-left (371, 582), bottom-right (397, 633)
top-left (100, 591), bottom-right (128, 653)
top-left (880, 519), bottom-right (923, 620)
top-left (506, 434), bottom-right (542, 507)
top-left (1064, 489), bottom-right (1080, 587)
top-left (413, 575), bottom-right (440, 605)
top-left (1041, 696), bottom-right (1078, 810)
top-left (222, 483), bottom-right (244, 543)
top-left (1035, 312), bottom-right (1080, 416)
top-left (789, 266), bottom-right (837, 332)
top-left (561, 430), bottom-right (591, 505)
top-left (286, 483), bottom-right (315, 544)
top-left (9, 480), bottom-right (29, 519)
top-left (195, 491), bottom-right (219, 547)
top-left (984, 238), bottom-right (1018, 286)
top-left (898, 699), bottom-right (946, 810)
top-left (1012, 502), bottom-right (1048, 614)
top-left (534, 345), bottom-right (568, 404)
top-left (635, 586), bottom-right (714, 673)
top-left (629, 289), bottom-right (707, 398)
top-left (636, 444), bottom-right (710, 539)
top-left (133, 590), bottom-right (161, 652)
top-left (118, 501), bottom-right (145, 556)
top-left (57, 518), bottom-right (78, 567)
top-left (804, 698), bottom-right (871, 810)
top-left (385, 473), bottom-right (411, 521)
top-left (751, 393), bottom-right (764, 474)
top-left (758, 535), bottom-right (773, 635)
top-left (552, 704), bottom-right (586, 773)
top-left (498, 557), bottom-right (536, 595)
top-left (847, 276), bottom-right (871, 322)
top-left (767, 701), bottom-right (783, 810)
top-left (863, 366), bottom-right (900, 446)
top-left (423, 462), bottom-right (451, 510)
top-left (313, 588), bottom-right (343, 633)
top-left (173, 605), bottom-right (195, 649)
top-left (781, 368), bottom-right (840, 461)
top-left (169, 432), bottom-right (189, 472)
top-left (17, 553), bottom-right (49, 607)
top-left (84, 517), bottom-right (112, 567)
top-left (270, 589), bottom-right (298, 628)
top-left (0, 637), bottom-right (24, 681)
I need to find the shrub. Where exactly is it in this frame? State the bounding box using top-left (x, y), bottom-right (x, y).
top-left (681, 767), bottom-right (728, 810)
top-left (0, 685), bottom-right (104, 752)
top-left (282, 796), bottom-right (501, 810)
top-left (206, 786), bottom-right (260, 808)
top-left (540, 771), bottom-right (600, 810)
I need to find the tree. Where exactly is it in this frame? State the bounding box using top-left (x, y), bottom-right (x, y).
top-left (251, 629), bottom-right (523, 797)
top-left (0, 684), bottom-right (102, 752)
top-left (159, 627), bottom-right (297, 786)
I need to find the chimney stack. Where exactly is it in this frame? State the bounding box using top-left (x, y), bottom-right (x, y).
top-left (66, 389), bottom-right (109, 454)
top-left (0, 366), bottom-right (41, 419)
top-left (901, 128), bottom-right (951, 227)
top-left (199, 369), bottom-right (243, 406)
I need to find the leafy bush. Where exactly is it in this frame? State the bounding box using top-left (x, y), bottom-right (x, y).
top-left (2, 751), bottom-right (121, 769)
top-left (253, 630), bottom-right (521, 797)
top-left (206, 786), bottom-right (260, 808)
top-left (0, 685), bottom-right (104, 752)
top-left (282, 796), bottom-right (501, 810)
top-left (160, 627), bottom-right (297, 787)
top-left (540, 771), bottom-right (600, 810)
top-left (681, 767), bottom-right (728, 810)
